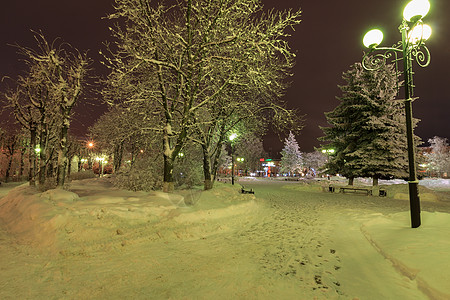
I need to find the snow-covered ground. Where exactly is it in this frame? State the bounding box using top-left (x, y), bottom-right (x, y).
top-left (0, 177), bottom-right (449, 299)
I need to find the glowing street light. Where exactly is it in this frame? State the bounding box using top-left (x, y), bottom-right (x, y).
top-left (321, 148), bottom-right (335, 155)
top-left (363, 29), bottom-right (384, 48)
top-left (403, 0), bottom-right (430, 22)
top-left (96, 156), bottom-right (107, 177)
top-left (361, 0), bottom-right (432, 228)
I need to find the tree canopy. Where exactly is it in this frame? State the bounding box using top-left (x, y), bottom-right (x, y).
top-left (102, 0), bottom-right (302, 191)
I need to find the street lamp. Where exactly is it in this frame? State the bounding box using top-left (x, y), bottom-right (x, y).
top-left (321, 148), bottom-right (335, 180)
top-left (86, 141), bottom-right (94, 170)
top-left (96, 155), bottom-right (107, 177)
top-left (361, 0), bottom-right (431, 228)
top-left (229, 133), bottom-right (238, 185)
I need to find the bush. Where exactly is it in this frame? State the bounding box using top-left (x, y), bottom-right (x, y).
top-left (69, 170), bottom-right (97, 181)
top-left (174, 145), bottom-right (204, 189)
top-left (113, 156), bottom-right (163, 191)
top-left (38, 177), bottom-right (57, 192)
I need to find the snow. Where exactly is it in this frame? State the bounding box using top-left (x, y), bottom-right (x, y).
top-left (0, 177), bottom-right (449, 299)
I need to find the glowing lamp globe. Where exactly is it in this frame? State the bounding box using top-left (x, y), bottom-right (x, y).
top-left (363, 29), bottom-right (384, 48)
top-left (229, 133), bottom-right (237, 141)
top-left (403, 0), bottom-right (430, 22)
top-left (408, 24), bottom-right (432, 44)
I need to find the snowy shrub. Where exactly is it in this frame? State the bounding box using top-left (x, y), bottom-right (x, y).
top-left (38, 177), bottom-right (57, 192)
top-left (174, 146), bottom-right (204, 189)
top-left (113, 156), bottom-right (163, 191)
top-left (69, 170), bottom-right (97, 181)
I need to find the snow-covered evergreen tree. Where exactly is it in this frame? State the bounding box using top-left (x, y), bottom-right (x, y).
top-left (320, 62), bottom-right (421, 185)
top-left (280, 131), bottom-right (303, 176)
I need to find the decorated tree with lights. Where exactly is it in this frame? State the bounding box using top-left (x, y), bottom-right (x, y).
top-left (280, 131), bottom-right (303, 176)
top-left (321, 62), bottom-right (419, 185)
top-left (302, 151), bottom-right (328, 176)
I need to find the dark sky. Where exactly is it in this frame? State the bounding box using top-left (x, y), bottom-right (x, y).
top-left (1, 0), bottom-right (448, 154)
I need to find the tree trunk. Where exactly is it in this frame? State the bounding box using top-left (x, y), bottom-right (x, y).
top-left (348, 177), bottom-right (354, 186)
top-left (162, 122), bottom-right (185, 193)
top-left (113, 141), bottom-right (124, 173)
top-left (4, 156), bottom-right (13, 183)
top-left (57, 125), bottom-right (69, 188)
top-left (19, 145), bottom-right (25, 177)
top-left (373, 175), bottom-right (379, 186)
top-left (202, 144), bottom-right (214, 190)
top-left (29, 126), bottom-right (36, 186)
top-left (163, 154), bottom-right (174, 193)
top-left (67, 154), bottom-right (73, 181)
top-left (38, 128), bottom-right (48, 186)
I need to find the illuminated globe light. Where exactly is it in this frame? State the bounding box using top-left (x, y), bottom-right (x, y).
top-left (403, 0), bottom-right (430, 22)
top-left (363, 29), bottom-right (384, 48)
top-left (229, 133), bottom-right (237, 141)
top-left (408, 24), bottom-right (432, 44)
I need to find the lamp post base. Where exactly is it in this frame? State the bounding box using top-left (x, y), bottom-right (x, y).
top-left (408, 181), bottom-right (421, 228)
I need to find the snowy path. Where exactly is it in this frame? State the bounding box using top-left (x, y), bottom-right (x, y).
top-left (240, 182), bottom-right (429, 299)
top-left (1, 179), bottom-right (449, 299)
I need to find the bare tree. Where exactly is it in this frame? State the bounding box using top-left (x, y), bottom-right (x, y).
top-left (103, 0), bottom-right (302, 192)
top-left (5, 32), bottom-right (90, 188)
top-left (0, 129), bottom-right (19, 183)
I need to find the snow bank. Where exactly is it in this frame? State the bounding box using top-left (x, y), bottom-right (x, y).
top-left (0, 179), bottom-right (257, 253)
top-left (0, 186), bottom-right (71, 249)
top-left (361, 211), bottom-right (450, 300)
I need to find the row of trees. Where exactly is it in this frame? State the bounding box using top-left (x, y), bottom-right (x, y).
top-left (2, 32), bottom-right (90, 188)
top-left (0, 125), bottom-right (94, 185)
top-left (1, 1), bottom-right (302, 191)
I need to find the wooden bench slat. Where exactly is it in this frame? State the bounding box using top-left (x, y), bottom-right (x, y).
top-left (339, 187), bottom-right (372, 196)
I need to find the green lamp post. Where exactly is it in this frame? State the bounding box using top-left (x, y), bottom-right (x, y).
top-left (229, 133), bottom-right (238, 185)
top-left (362, 0), bottom-right (432, 228)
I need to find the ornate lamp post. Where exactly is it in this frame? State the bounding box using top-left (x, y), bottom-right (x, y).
top-left (361, 0), bottom-right (432, 228)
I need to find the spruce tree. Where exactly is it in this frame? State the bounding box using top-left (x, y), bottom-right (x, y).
top-left (280, 131), bottom-right (303, 176)
top-left (320, 62), bottom-right (420, 185)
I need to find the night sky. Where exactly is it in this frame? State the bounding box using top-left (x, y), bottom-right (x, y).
top-left (1, 0), bottom-right (449, 155)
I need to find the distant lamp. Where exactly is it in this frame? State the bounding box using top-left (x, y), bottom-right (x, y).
top-left (363, 29), bottom-right (384, 48)
top-left (322, 148), bottom-right (335, 154)
top-left (35, 147), bottom-right (41, 153)
top-left (229, 133), bottom-right (237, 141)
top-left (403, 0), bottom-right (430, 22)
top-left (408, 24), bottom-right (432, 44)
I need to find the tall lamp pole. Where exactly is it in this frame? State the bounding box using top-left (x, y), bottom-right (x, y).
top-left (362, 0), bottom-right (432, 228)
top-left (229, 133), bottom-right (238, 185)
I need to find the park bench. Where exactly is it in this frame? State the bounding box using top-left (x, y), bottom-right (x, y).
top-left (339, 187), bottom-right (372, 196)
top-left (285, 178), bottom-right (300, 181)
top-left (240, 185), bottom-right (254, 194)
